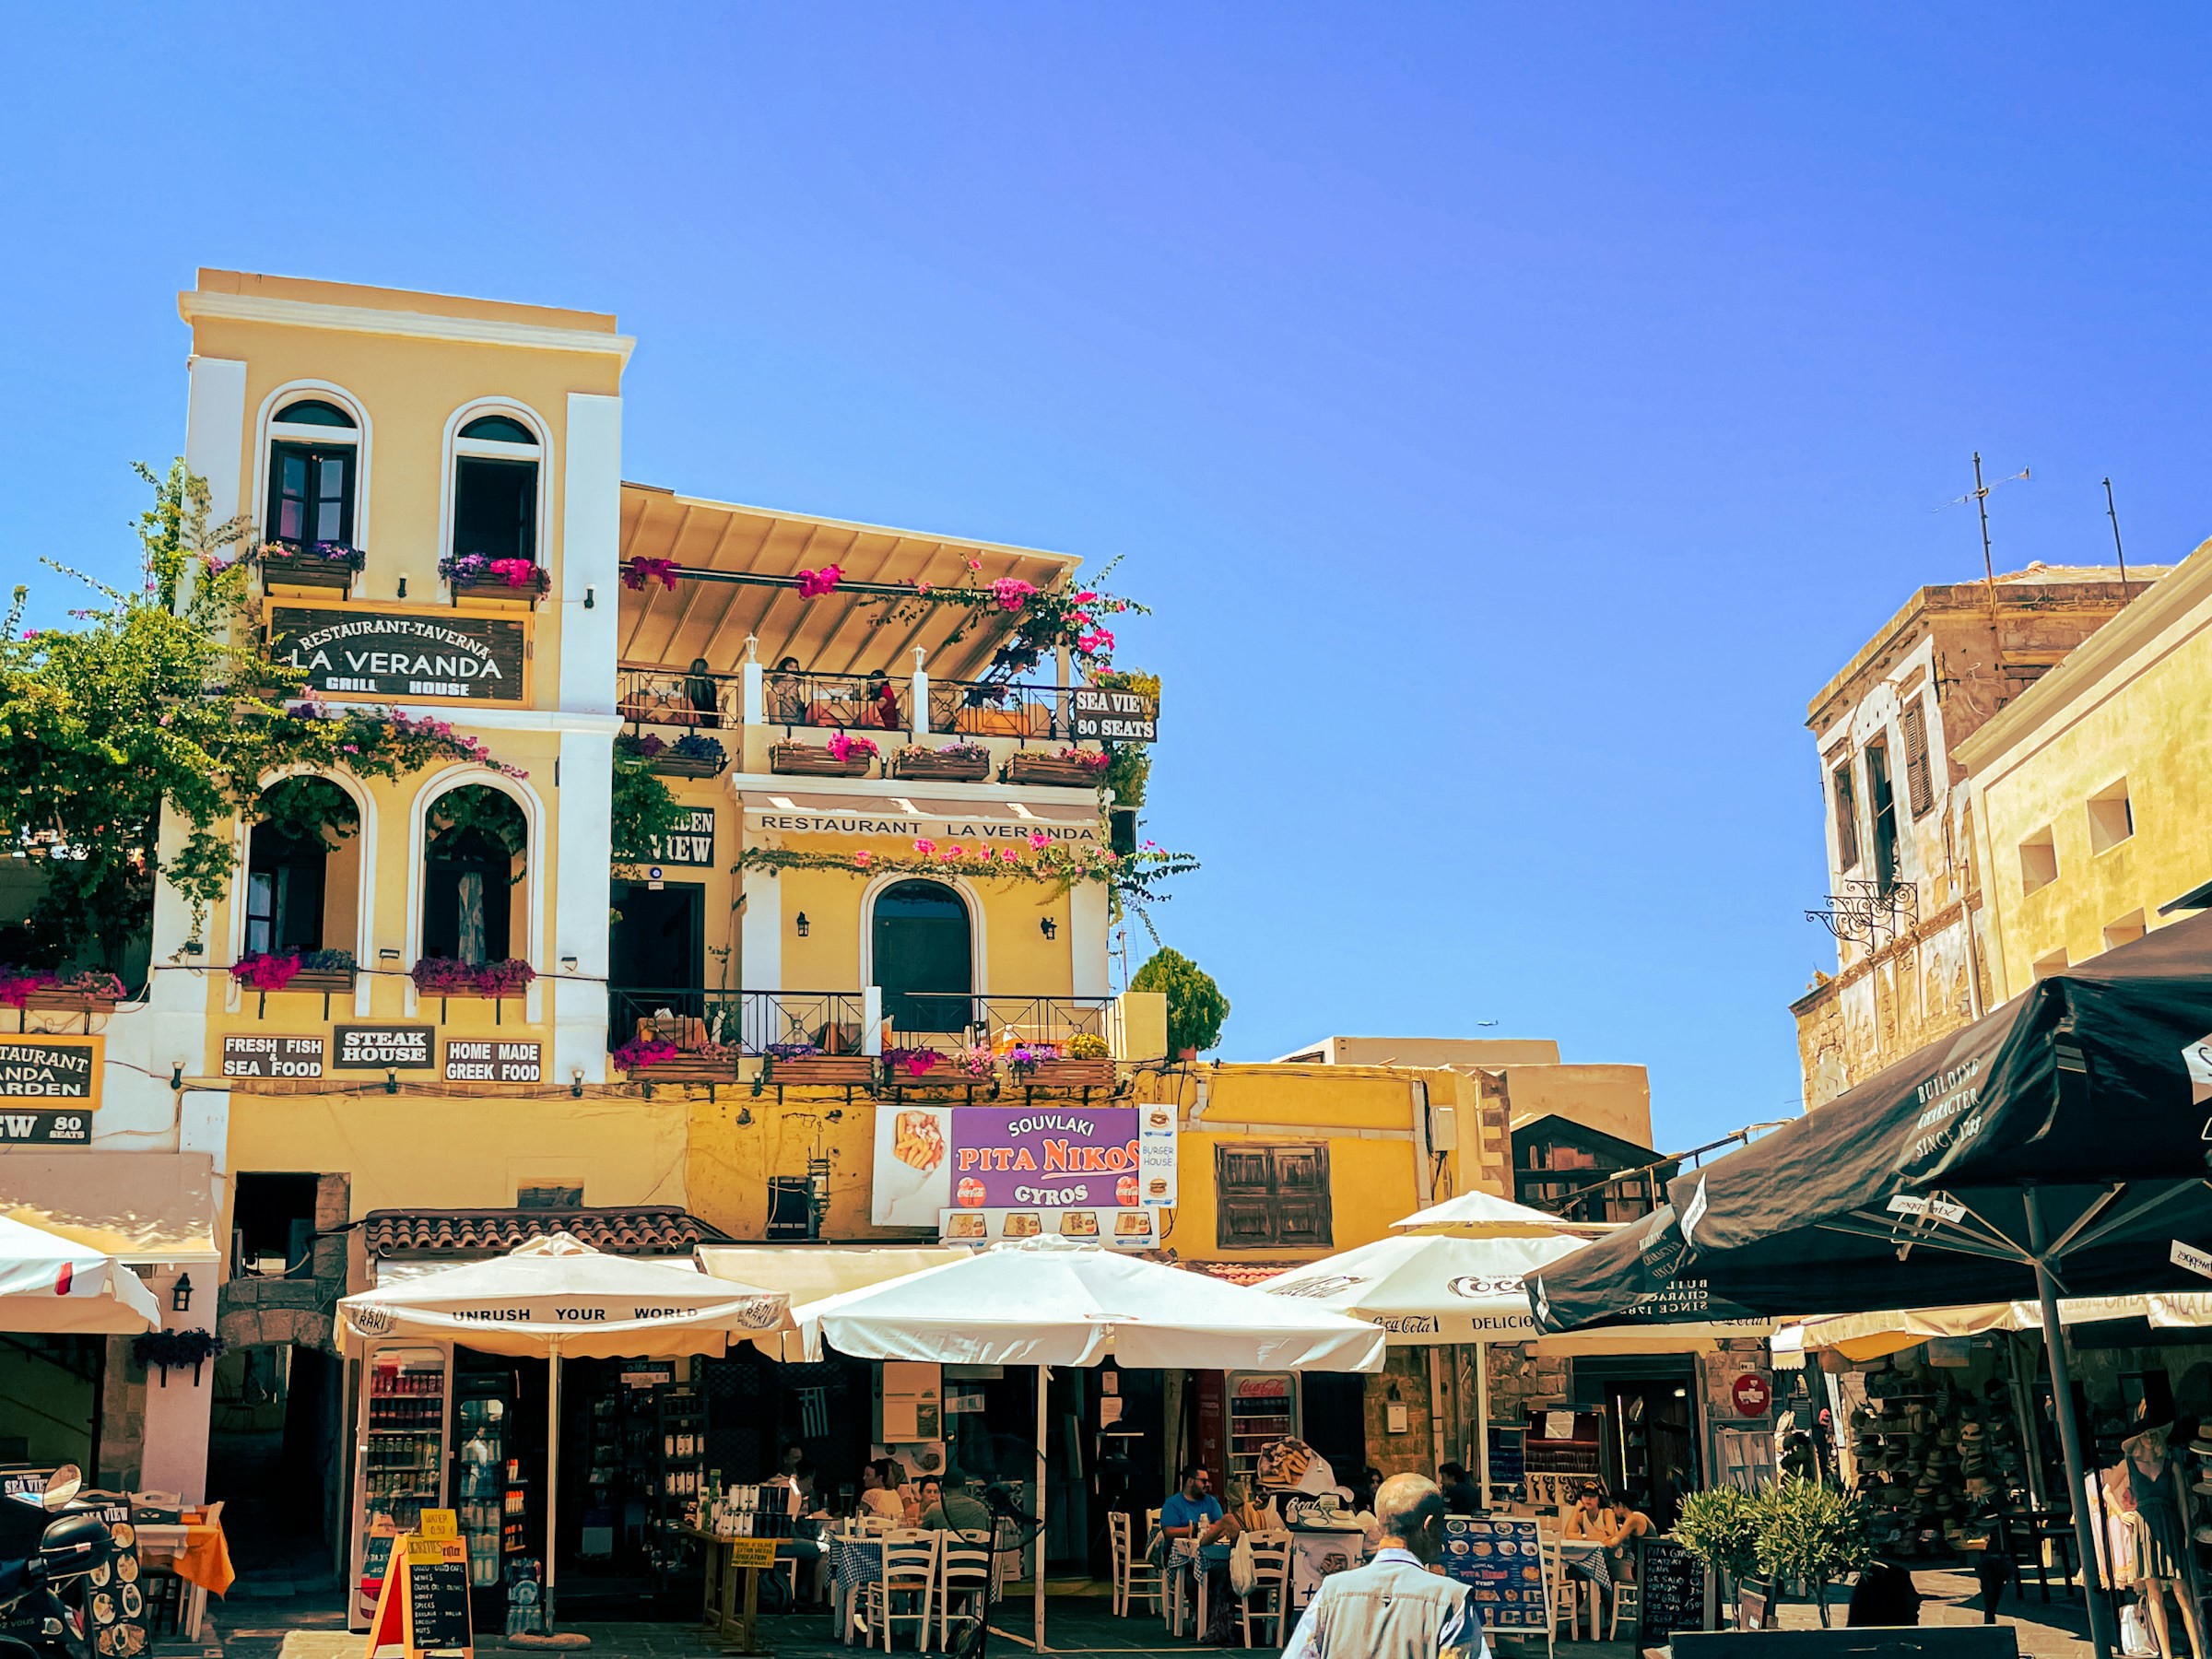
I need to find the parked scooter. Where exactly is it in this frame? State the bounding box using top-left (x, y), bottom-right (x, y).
top-left (0, 1465), bottom-right (113, 1659)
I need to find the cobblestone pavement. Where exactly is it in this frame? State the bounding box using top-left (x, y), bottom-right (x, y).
top-left (174, 1567), bottom-right (2097, 1659)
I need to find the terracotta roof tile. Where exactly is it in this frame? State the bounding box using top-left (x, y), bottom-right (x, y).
top-left (364, 1206), bottom-right (729, 1258)
top-left (1185, 1261), bottom-right (1302, 1287)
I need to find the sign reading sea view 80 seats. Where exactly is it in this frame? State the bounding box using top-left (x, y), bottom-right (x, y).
top-left (269, 606), bottom-right (528, 703)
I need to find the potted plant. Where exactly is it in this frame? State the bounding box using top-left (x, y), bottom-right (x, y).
top-left (892, 741), bottom-right (992, 782)
top-left (257, 538), bottom-right (365, 595)
top-left (0, 968), bottom-right (127, 1015)
top-left (411, 957), bottom-right (535, 1002)
top-left (615, 1035), bottom-right (736, 1083)
top-left (288, 947), bottom-right (359, 994)
top-left (1002, 745), bottom-right (1111, 788)
top-left (440, 552), bottom-right (549, 606)
top-left (762, 1040), bottom-right (877, 1088)
top-left (1129, 947), bottom-right (1230, 1059)
top-left (771, 730), bottom-right (877, 778)
top-left (654, 732), bottom-right (728, 779)
top-left (1007, 1036), bottom-right (1116, 1091)
top-left (1669, 1485), bottom-right (1768, 1630)
top-left (132, 1327), bottom-right (225, 1386)
top-left (1752, 1476), bottom-right (1871, 1629)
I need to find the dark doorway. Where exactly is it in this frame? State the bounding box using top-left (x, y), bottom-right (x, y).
top-left (609, 883), bottom-right (706, 1030)
top-left (206, 1344), bottom-right (344, 1587)
top-left (1602, 1376), bottom-right (1699, 1530)
top-left (423, 794), bottom-right (524, 965)
top-left (872, 879), bottom-right (971, 1034)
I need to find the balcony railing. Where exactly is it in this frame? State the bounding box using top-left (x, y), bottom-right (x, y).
top-left (616, 662), bottom-right (1087, 748)
top-left (609, 988), bottom-right (1117, 1056)
top-left (618, 665), bottom-right (738, 729)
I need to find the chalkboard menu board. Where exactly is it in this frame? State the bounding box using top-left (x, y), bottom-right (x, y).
top-left (402, 1536), bottom-right (472, 1655)
top-left (1439, 1514), bottom-right (1549, 1634)
top-left (1640, 1536), bottom-right (1708, 1640)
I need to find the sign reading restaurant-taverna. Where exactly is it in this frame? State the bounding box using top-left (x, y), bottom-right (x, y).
top-left (270, 606), bottom-right (527, 704)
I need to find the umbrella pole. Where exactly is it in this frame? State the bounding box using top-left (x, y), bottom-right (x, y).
top-left (1477, 1340), bottom-right (1491, 1512)
top-left (1035, 1362), bottom-right (1049, 1653)
top-left (546, 1342), bottom-right (561, 1632)
top-left (2025, 1186), bottom-right (2112, 1659)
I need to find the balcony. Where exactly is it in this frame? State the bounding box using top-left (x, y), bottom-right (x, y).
top-left (615, 665), bottom-right (1103, 786)
top-left (607, 987), bottom-right (1151, 1090)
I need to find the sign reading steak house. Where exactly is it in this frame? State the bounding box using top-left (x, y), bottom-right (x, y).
top-left (269, 606), bottom-right (528, 704)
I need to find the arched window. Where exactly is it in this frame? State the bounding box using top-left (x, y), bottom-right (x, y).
top-left (266, 397), bottom-right (360, 548)
top-left (872, 879), bottom-right (972, 1035)
top-left (243, 778), bottom-right (359, 956)
top-left (422, 786), bottom-right (527, 966)
top-left (451, 412), bottom-right (542, 566)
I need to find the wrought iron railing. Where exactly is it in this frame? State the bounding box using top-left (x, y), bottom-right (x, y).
top-left (762, 670), bottom-right (908, 734)
top-left (607, 988), bottom-right (871, 1056)
top-left (887, 993), bottom-right (1112, 1046)
top-left (924, 679), bottom-right (1070, 742)
top-left (617, 665), bottom-right (739, 729)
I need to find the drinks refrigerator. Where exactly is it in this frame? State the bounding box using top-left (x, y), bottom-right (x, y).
top-left (1225, 1371), bottom-right (1300, 1488)
top-left (347, 1343), bottom-right (451, 1630)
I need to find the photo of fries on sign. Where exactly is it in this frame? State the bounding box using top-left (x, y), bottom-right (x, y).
top-left (871, 1103), bottom-right (1176, 1236)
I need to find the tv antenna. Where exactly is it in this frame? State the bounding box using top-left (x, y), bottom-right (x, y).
top-left (2102, 477), bottom-right (2133, 589)
top-left (1939, 453), bottom-right (2030, 641)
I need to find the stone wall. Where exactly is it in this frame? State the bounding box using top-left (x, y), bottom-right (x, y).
top-left (218, 1172), bottom-right (348, 1354)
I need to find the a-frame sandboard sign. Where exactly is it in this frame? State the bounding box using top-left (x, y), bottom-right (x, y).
top-left (365, 1511), bottom-right (473, 1659)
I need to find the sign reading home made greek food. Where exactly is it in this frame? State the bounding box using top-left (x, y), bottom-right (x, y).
top-left (444, 1040), bottom-right (543, 1082)
top-left (333, 1024), bottom-right (438, 1070)
top-left (872, 1103), bottom-right (1176, 1231)
top-left (221, 1035), bottom-right (326, 1079)
top-left (1070, 687), bottom-right (1159, 743)
top-left (269, 606), bottom-right (527, 703)
top-left (0, 1036), bottom-right (101, 1106)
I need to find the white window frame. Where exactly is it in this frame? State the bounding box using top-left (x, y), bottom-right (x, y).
top-left (439, 397), bottom-right (554, 585)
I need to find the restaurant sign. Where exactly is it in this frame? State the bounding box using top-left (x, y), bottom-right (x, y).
top-left (641, 807), bottom-right (715, 869)
top-left (0, 1036), bottom-right (101, 1106)
top-left (1070, 687), bottom-right (1158, 743)
top-left (269, 606), bottom-right (527, 704)
top-left (871, 1102), bottom-right (1177, 1238)
top-left (333, 1024), bottom-right (438, 1070)
top-left (0, 1111), bottom-right (91, 1144)
top-left (221, 1035), bottom-right (326, 1079)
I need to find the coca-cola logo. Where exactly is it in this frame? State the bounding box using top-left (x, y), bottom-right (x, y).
top-left (1446, 1274), bottom-right (1525, 1300)
top-left (1268, 1274), bottom-right (1364, 1300)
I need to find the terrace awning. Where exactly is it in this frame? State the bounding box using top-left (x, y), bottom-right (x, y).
top-left (618, 485), bottom-right (1083, 679)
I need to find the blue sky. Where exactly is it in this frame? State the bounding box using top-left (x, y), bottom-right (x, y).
top-left (6, 6), bottom-right (2210, 1148)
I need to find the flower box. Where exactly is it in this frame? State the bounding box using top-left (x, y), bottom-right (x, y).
top-left (283, 969), bottom-right (357, 996)
top-left (892, 749), bottom-right (992, 782)
top-left (653, 753), bottom-right (726, 779)
top-left (259, 551), bottom-right (359, 595)
top-left (771, 743), bottom-right (875, 779)
top-left (1014, 1056), bottom-right (1117, 1090)
top-left (764, 1053), bottom-right (878, 1088)
top-left (1002, 751), bottom-right (1108, 788)
top-left (18, 988), bottom-right (119, 1015)
top-left (637, 1053), bottom-right (738, 1083)
top-left (447, 564), bottom-right (549, 607)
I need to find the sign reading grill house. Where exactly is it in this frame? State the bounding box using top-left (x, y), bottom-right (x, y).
top-left (269, 606), bottom-right (527, 704)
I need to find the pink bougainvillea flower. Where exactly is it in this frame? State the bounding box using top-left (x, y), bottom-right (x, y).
top-left (966, 558), bottom-right (982, 572)
top-left (853, 850), bottom-right (873, 866)
top-left (1076, 591), bottom-right (1098, 604)
top-left (944, 844), bottom-right (964, 858)
top-left (1077, 629), bottom-right (1115, 655)
top-left (990, 577), bottom-right (1037, 611)
top-left (913, 838), bottom-right (936, 855)
top-left (796, 564), bottom-right (842, 598)
top-left (1028, 831), bottom-right (1051, 850)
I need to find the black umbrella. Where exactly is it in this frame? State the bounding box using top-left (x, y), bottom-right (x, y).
top-left (1530, 907), bottom-right (2212, 1659)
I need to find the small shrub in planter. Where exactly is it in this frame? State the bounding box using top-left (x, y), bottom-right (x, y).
top-left (1753, 1476), bottom-right (1872, 1628)
top-left (1129, 947), bottom-right (1230, 1056)
top-left (0, 968), bottom-right (128, 1010)
top-left (231, 947), bottom-right (358, 994)
top-left (259, 539), bottom-right (365, 591)
top-left (440, 553), bottom-right (548, 601)
top-left (892, 742), bottom-right (992, 782)
top-left (1065, 1033), bottom-right (1111, 1060)
top-left (411, 957), bottom-right (535, 997)
top-left (1003, 746), bottom-right (1110, 786)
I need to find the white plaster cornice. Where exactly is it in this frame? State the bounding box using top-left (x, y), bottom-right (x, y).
top-left (180, 290), bottom-right (636, 364)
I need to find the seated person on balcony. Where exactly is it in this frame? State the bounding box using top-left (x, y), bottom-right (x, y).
top-left (768, 656), bottom-right (805, 724)
top-left (865, 669), bottom-right (901, 729)
top-left (684, 657), bottom-right (720, 725)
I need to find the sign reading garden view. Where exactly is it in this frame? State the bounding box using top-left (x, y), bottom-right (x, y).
top-left (269, 606), bottom-right (527, 704)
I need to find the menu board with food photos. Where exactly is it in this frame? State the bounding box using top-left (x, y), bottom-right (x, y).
top-left (76, 1494), bottom-right (148, 1659)
top-left (1640, 1536), bottom-right (1709, 1640)
top-left (1439, 1514), bottom-right (1548, 1634)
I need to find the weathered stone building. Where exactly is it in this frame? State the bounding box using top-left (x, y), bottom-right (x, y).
top-left (1792, 564), bottom-right (2164, 1107)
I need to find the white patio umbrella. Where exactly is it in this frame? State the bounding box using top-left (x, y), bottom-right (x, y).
top-left (792, 1235), bottom-right (1385, 1652)
top-left (1265, 1229), bottom-right (1774, 1507)
top-left (1390, 1189), bottom-right (1616, 1237)
top-left (338, 1233), bottom-right (794, 1630)
top-left (0, 1213), bottom-right (159, 1333)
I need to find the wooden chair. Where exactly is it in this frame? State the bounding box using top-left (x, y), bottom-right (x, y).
top-left (1238, 1535), bottom-right (1295, 1649)
top-left (1109, 1509), bottom-right (1162, 1618)
top-left (936, 1533), bottom-right (993, 1650)
top-left (860, 1529), bottom-right (937, 1652)
top-left (1607, 1570), bottom-right (1643, 1640)
top-left (1540, 1536), bottom-right (1581, 1641)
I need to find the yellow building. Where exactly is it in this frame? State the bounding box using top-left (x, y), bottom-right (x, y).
top-left (1955, 537), bottom-right (2212, 985)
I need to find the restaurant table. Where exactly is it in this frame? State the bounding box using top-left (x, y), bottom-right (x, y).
top-left (1164, 1540), bottom-right (1235, 1637)
top-left (135, 1517), bottom-right (234, 1641)
top-left (825, 1535), bottom-right (882, 1647)
top-left (688, 1530), bottom-right (816, 1656)
top-left (1557, 1537), bottom-right (1615, 1594)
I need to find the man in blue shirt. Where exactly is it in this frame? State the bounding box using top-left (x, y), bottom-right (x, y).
top-left (1159, 1465), bottom-right (1222, 1537)
top-left (1281, 1474), bottom-right (1485, 1659)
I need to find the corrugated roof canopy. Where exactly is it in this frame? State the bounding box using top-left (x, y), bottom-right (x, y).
top-left (618, 485), bottom-right (1084, 679)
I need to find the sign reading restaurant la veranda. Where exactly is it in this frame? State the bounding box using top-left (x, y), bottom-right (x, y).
top-left (269, 606), bottom-right (527, 703)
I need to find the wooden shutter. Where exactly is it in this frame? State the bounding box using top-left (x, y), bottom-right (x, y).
top-left (1213, 1143), bottom-right (1333, 1249)
top-left (1830, 759), bottom-right (1860, 871)
top-left (1269, 1147), bottom-right (1333, 1247)
top-left (1900, 698), bottom-right (1935, 818)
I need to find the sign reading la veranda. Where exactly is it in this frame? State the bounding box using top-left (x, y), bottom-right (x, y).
top-left (270, 606), bottom-right (527, 703)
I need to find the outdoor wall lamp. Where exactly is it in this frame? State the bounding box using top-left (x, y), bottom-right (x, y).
top-left (384, 1068), bottom-right (399, 1096)
top-left (1039, 917), bottom-right (1058, 940)
top-left (794, 912), bottom-right (810, 937)
top-left (171, 1274), bottom-right (193, 1313)
top-left (583, 586), bottom-right (596, 609)
top-left (379, 948), bottom-right (401, 963)
top-left (571, 1067), bottom-right (584, 1099)
top-left (170, 1062), bottom-right (185, 1090)
top-left (560, 956), bottom-right (579, 974)
top-left (396, 577), bottom-right (408, 599)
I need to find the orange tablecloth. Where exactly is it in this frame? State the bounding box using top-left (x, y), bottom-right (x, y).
top-left (143, 1522), bottom-right (234, 1596)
